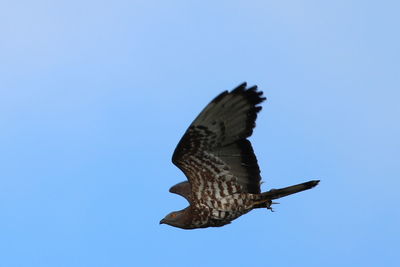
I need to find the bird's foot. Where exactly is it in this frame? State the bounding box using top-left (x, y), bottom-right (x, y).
top-left (266, 201), bottom-right (279, 212)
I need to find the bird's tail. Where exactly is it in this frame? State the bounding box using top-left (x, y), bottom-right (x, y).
top-left (261, 180), bottom-right (320, 200)
top-left (253, 180), bottom-right (319, 210)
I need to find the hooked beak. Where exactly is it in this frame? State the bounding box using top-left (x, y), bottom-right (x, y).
top-left (159, 219), bottom-right (165, 225)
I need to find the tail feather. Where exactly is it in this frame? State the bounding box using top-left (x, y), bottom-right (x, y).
top-left (261, 180), bottom-right (320, 200)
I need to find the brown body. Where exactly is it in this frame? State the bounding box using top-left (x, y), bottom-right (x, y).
top-left (160, 83), bottom-right (319, 229)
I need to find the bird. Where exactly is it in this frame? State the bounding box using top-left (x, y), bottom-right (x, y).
top-left (160, 82), bottom-right (319, 229)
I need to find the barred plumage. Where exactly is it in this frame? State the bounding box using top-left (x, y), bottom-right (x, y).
top-left (160, 83), bottom-right (319, 229)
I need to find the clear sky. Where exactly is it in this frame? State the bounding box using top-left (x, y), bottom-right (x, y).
top-left (1, 1), bottom-right (399, 266)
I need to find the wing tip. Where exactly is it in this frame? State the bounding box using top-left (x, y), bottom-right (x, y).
top-left (232, 82), bottom-right (266, 106)
top-left (211, 82), bottom-right (266, 107)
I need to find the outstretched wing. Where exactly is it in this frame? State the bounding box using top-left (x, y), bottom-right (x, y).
top-left (172, 83), bottom-right (266, 202)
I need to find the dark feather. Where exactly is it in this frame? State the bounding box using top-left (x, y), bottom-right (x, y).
top-left (261, 180), bottom-right (320, 200)
top-left (172, 82), bottom-right (266, 194)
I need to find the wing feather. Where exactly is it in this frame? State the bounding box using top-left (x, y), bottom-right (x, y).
top-left (172, 83), bottom-right (266, 199)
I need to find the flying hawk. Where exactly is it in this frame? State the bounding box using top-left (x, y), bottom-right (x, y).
top-left (160, 83), bottom-right (319, 229)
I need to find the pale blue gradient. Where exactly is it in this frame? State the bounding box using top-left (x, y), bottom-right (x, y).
top-left (1, 1), bottom-right (399, 266)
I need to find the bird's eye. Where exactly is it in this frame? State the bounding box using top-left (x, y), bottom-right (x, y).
top-left (171, 213), bottom-right (176, 218)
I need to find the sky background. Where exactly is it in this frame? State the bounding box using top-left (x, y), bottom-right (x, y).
top-left (1, 0), bottom-right (399, 266)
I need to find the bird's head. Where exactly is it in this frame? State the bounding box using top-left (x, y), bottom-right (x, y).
top-left (160, 208), bottom-right (190, 229)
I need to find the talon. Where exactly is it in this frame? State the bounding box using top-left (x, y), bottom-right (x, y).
top-left (266, 201), bottom-right (279, 212)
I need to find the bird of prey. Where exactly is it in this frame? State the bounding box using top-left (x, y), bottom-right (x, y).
top-left (160, 83), bottom-right (319, 229)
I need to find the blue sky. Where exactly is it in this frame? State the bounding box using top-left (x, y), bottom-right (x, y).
top-left (1, 1), bottom-right (399, 266)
